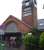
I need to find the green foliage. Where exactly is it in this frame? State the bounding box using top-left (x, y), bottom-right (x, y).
top-left (23, 33), bottom-right (31, 46)
top-left (23, 33), bottom-right (37, 46)
top-left (31, 35), bottom-right (37, 45)
top-left (39, 32), bottom-right (44, 47)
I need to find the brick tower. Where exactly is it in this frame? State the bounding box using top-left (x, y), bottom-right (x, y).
top-left (22, 0), bottom-right (37, 28)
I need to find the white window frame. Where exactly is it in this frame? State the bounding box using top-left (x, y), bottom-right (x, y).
top-left (24, 7), bottom-right (32, 11)
top-left (23, 12), bottom-right (32, 16)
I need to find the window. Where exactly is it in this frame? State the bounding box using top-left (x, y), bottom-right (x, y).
top-left (24, 10), bottom-right (32, 14)
top-left (23, 12), bottom-right (32, 16)
top-left (0, 30), bottom-right (4, 35)
top-left (24, 7), bottom-right (32, 11)
top-left (24, 0), bottom-right (27, 1)
top-left (23, 7), bottom-right (32, 16)
top-left (39, 23), bottom-right (44, 25)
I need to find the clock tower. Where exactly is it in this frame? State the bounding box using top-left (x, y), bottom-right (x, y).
top-left (22, 0), bottom-right (37, 28)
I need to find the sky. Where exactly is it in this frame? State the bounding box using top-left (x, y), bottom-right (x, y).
top-left (0, 0), bottom-right (22, 25)
top-left (0, 0), bottom-right (44, 25)
top-left (37, 0), bottom-right (44, 19)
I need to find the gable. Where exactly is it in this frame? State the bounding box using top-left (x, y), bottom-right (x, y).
top-left (5, 22), bottom-right (20, 32)
top-left (0, 15), bottom-right (32, 32)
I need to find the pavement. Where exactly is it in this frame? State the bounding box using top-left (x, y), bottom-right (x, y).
top-left (4, 47), bottom-right (18, 50)
top-left (0, 41), bottom-right (25, 50)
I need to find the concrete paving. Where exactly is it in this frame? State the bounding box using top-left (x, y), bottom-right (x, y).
top-left (4, 44), bottom-right (25, 50)
top-left (4, 47), bottom-right (18, 50)
top-left (0, 41), bottom-right (25, 50)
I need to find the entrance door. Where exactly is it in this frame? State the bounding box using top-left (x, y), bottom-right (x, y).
top-left (4, 32), bottom-right (22, 48)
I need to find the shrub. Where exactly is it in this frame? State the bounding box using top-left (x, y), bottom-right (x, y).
top-left (39, 32), bottom-right (44, 48)
top-left (23, 32), bottom-right (40, 50)
top-left (31, 35), bottom-right (36, 45)
top-left (23, 33), bottom-right (37, 46)
top-left (23, 33), bottom-right (32, 50)
top-left (23, 33), bottom-right (31, 46)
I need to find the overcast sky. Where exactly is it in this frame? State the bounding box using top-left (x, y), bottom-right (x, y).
top-left (37, 0), bottom-right (44, 19)
top-left (0, 0), bottom-right (44, 25)
top-left (0, 0), bottom-right (22, 25)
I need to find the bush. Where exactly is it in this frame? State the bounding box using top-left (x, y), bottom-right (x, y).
top-left (31, 35), bottom-right (37, 45)
top-left (23, 33), bottom-right (38, 50)
top-left (23, 33), bottom-right (31, 46)
top-left (23, 33), bottom-right (32, 50)
top-left (23, 32), bottom-right (40, 50)
top-left (39, 32), bottom-right (44, 48)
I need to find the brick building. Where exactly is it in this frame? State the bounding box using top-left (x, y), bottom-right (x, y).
top-left (22, 0), bottom-right (37, 28)
top-left (0, 15), bottom-right (32, 33)
top-left (0, 0), bottom-right (37, 33)
top-left (0, 15), bottom-right (32, 47)
top-left (0, 0), bottom-right (37, 48)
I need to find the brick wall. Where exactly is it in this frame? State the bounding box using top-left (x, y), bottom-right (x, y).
top-left (22, 16), bottom-right (33, 26)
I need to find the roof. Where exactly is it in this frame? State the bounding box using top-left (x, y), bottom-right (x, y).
top-left (0, 15), bottom-right (32, 29)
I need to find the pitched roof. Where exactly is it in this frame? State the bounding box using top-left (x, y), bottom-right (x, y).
top-left (0, 15), bottom-right (32, 29)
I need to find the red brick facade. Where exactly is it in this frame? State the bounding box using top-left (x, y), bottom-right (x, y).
top-left (22, 7), bottom-right (37, 29)
top-left (0, 15), bottom-right (32, 33)
top-left (22, 16), bottom-right (33, 26)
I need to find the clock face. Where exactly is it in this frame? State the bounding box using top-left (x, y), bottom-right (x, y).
top-left (33, 0), bottom-right (37, 8)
